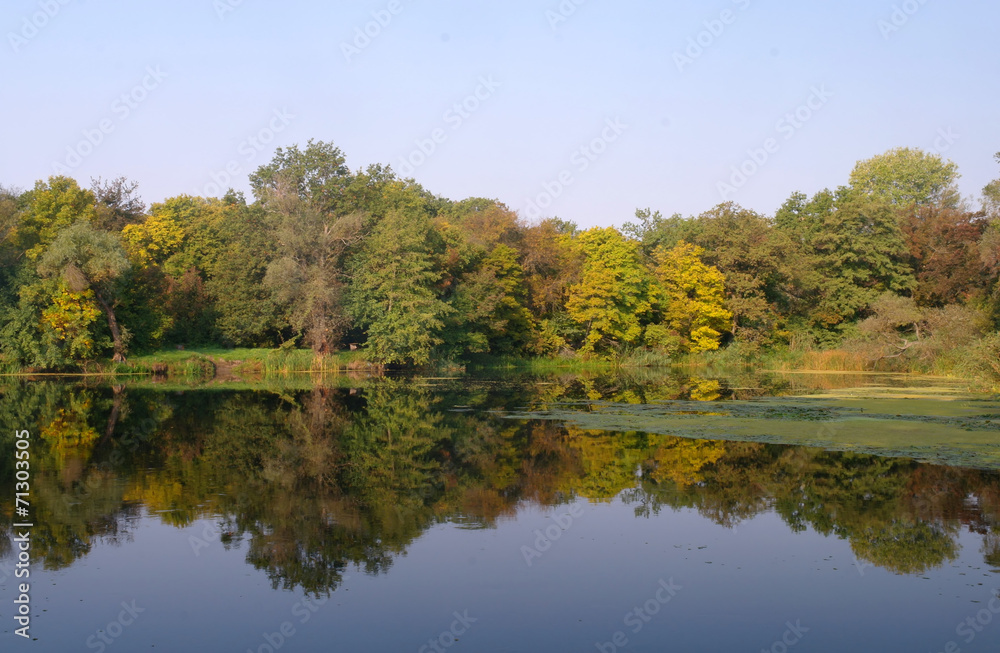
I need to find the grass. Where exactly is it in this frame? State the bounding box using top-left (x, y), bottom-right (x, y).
top-left (1, 347), bottom-right (378, 381)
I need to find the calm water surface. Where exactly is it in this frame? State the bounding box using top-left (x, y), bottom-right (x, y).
top-left (2, 372), bottom-right (1000, 652)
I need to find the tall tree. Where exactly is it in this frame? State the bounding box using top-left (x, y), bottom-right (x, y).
top-left (650, 241), bottom-right (732, 353)
top-left (690, 203), bottom-right (797, 340)
top-left (16, 176), bottom-right (96, 259)
top-left (249, 140), bottom-right (353, 216)
top-left (777, 188), bottom-right (915, 330)
top-left (849, 147), bottom-right (960, 209)
top-left (349, 210), bottom-right (453, 364)
top-left (37, 222), bottom-right (131, 361)
top-left (264, 189), bottom-right (362, 354)
top-left (565, 227), bottom-right (651, 354)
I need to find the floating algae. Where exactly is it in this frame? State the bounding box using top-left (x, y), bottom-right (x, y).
top-left (501, 381), bottom-right (1000, 470)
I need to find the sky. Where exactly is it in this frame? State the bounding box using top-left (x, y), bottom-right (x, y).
top-left (2, 0), bottom-right (998, 229)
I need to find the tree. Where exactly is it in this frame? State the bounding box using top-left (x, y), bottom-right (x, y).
top-left (650, 241), bottom-right (731, 353)
top-left (264, 192), bottom-right (362, 354)
top-left (120, 210), bottom-right (185, 268)
top-left (622, 208), bottom-right (699, 257)
top-left (16, 176), bottom-right (96, 259)
top-left (849, 147), bottom-right (960, 208)
top-left (90, 177), bottom-right (146, 232)
top-left (349, 210), bottom-right (453, 364)
top-left (565, 227), bottom-right (651, 354)
top-left (897, 205), bottom-right (988, 306)
top-left (0, 185), bottom-right (22, 252)
top-left (37, 222), bottom-right (131, 361)
top-left (690, 203), bottom-right (797, 340)
top-left (441, 244), bottom-right (535, 356)
top-left (249, 140), bottom-right (353, 216)
top-left (777, 188), bottom-right (915, 329)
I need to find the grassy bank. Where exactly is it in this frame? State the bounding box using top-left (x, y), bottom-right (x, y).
top-left (1, 347), bottom-right (377, 380)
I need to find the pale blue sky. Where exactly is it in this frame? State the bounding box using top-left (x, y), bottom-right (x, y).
top-left (2, 0), bottom-right (997, 227)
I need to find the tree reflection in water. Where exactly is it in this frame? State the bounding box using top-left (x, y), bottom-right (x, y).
top-left (2, 371), bottom-right (999, 593)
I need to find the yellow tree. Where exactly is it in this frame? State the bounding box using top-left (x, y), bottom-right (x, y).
top-left (565, 227), bottom-right (651, 354)
top-left (120, 211), bottom-right (185, 268)
top-left (651, 241), bottom-right (731, 353)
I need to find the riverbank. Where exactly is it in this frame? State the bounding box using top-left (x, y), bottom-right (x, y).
top-left (2, 341), bottom-right (998, 390)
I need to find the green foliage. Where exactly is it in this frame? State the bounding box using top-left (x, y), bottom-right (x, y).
top-left (37, 221), bottom-right (131, 360)
top-left (777, 188), bottom-right (915, 329)
top-left (689, 203), bottom-right (797, 341)
top-left (349, 210), bottom-right (454, 364)
top-left (849, 146), bottom-right (961, 208)
top-left (250, 139), bottom-right (353, 216)
top-left (442, 244), bottom-right (535, 357)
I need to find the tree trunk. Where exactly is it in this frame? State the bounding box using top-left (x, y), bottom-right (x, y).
top-left (94, 292), bottom-right (126, 363)
top-left (100, 385), bottom-right (126, 445)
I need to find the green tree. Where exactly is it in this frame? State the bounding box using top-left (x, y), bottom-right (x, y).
top-left (565, 227), bottom-right (651, 354)
top-left (250, 140), bottom-right (353, 216)
top-left (37, 222), bottom-right (131, 361)
top-left (442, 244), bottom-right (535, 356)
top-left (849, 147), bottom-right (960, 208)
top-left (349, 210), bottom-right (453, 364)
top-left (622, 208), bottom-right (699, 257)
top-left (777, 188), bottom-right (915, 330)
top-left (264, 193), bottom-right (362, 354)
top-left (690, 203), bottom-right (797, 340)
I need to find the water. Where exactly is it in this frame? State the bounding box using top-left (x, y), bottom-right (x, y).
top-left (1, 372), bottom-right (1000, 651)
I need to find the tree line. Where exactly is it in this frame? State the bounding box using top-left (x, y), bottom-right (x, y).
top-left (1, 141), bottom-right (999, 369)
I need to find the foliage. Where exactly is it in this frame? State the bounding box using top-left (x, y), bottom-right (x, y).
top-left (565, 227), bottom-right (651, 354)
top-left (651, 241), bottom-right (732, 353)
top-left (348, 210), bottom-right (453, 364)
top-left (849, 146), bottom-right (961, 208)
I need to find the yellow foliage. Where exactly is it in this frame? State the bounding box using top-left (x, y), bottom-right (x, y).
top-left (649, 438), bottom-right (726, 487)
top-left (41, 286), bottom-right (101, 357)
top-left (651, 241), bottom-right (732, 353)
top-left (121, 212), bottom-right (185, 267)
top-left (565, 227), bottom-right (651, 354)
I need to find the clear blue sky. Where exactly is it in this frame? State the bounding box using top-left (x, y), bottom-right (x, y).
top-left (2, 0), bottom-right (997, 228)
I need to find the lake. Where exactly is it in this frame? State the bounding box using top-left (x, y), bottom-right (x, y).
top-left (2, 370), bottom-right (1000, 652)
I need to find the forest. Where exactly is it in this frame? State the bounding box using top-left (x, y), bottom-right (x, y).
top-left (1, 142), bottom-right (999, 381)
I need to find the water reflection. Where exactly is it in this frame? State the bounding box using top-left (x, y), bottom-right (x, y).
top-left (2, 372), bottom-right (999, 596)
